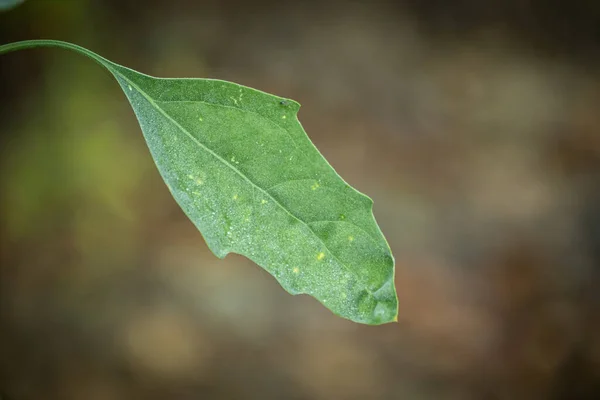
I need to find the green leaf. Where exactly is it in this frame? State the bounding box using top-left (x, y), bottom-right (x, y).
top-left (0, 40), bottom-right (397, 324)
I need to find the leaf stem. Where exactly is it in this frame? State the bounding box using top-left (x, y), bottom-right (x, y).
top-left (0, 39), bottom-right (110, 69)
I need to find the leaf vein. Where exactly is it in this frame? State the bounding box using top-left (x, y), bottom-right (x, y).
top-left (307, 220), bottom-right (383, 247)
top-left (157, 99), bottom-right (303, 155)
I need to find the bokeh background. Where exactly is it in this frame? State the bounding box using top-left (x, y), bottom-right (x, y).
top-left (1, 1), bottom-right (599, 399)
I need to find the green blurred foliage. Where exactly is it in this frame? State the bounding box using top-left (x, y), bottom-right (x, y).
top-left (0, 0), bottom-right (24, 12)
top-left (1, 1), bottom-right (599, 399)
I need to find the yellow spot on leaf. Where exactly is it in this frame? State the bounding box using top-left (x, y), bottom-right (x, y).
top-left (282, 115), bottom-right (287, 119)
top-left (261, 199), bottom-right (267, 204)
top-left (317, 252), bottom-right (325, 261)
top-left (311, 182), bottom-right (320, 191)
top-left (292, 267), bottom-right (299, 274)
top-left (233, 194), bottom-right (239, 200)
top-left (189, 174), bottom-right (204, 185)
top-left (348, 236), bottom-right (354, 242)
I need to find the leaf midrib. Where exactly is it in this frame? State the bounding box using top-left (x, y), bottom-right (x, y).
top-left (153, 92), bottom-right (385, 249)
top-left (115, 70), bottom-right (380, 297)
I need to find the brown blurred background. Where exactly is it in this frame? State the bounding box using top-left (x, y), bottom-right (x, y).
top-left (1, 1), bottom-right (599, 399)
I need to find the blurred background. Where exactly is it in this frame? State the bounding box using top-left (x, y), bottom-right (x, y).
top-left (1, 0), bottom-right (599, 399)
